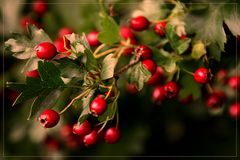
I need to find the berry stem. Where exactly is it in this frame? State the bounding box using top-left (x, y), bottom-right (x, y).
top-left (59, 87), bottom-right (92, 114)
top-left (94, 48), bottom-right (118, 59)
top-left (93, 43), bottom-right (106, 55)
top-left (181, 68), bottom-right (194, 76)
top-left (205, 83), bottom-right (213, 94)
top-left (97, 116), bottom-right (109, 133)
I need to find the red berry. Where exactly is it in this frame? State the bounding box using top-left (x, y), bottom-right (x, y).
top-left (104, 127), bottom-right (120, 144)
top-left (215, 69), bottom-right (227, 82)
top-left (228, 76), bottom-right (240, 90)
top-left (153, 21), bottom-right (167, 36)
top-left (212, 90), bottom-right (227, 101)
top-left (126, 83), bottom-right (138, 94)
top-left (147, 66), bottom-right (164, 86)
top-left (179, 34), bottom-right (187, 40)
top-left (152, 86), bottom-right (165, 103)
top-left (44, 136), bottom-right (60, 151)
top-left (83, 130), bottom-right (98, 146)
top-left (206, 94), bottom-right (222, 109)
top-left (60, 124), bottom-right (73, 139)
top-left (66, 135), bottom-right (83, 149)
top-left (58, 27), bottom-right (73, 38)
top-left (194, 67), bottom-right (210, 84)
top-left (20, 16), bottom-right (40, 30)
top-left (25, 69), bottom-right (40, 78)
top-left (119, 26), bottom-right (135, 39)
top-left (179, 95), bottom-right (193, 105)
top-left (135, 45), bottom-right (152, 60)
top-left (54, 37), bottom-right (71, 57)
top-left (35, 42), bottom-right (57, 60)
top-left (164, 81), bottom-right (179, 99)
top-left (73, 120), bottom-right (92, 136)
top-left (229, 102), bottom-right (240, 119)
top-left (86, 31), bottom-right (100, 47)
top-left (90, 95), bottom-right (107, 116)
top-left (142, 59), bottom-right (157, 75)
top-left (130, 16), bottom-right (150, 31)
top-left (123, 48), bottom-right (134, 56)
top-left (38, 109), bottom-right (60, 128)
top-left (32, 0), bottom-right (47, 15)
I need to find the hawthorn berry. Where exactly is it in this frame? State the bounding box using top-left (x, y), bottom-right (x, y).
top-left (58, 27), bottom-right (73, 38)
top-left (54, 37), bottom-right (71, 57)
top-left (215, 69), bottom-right (227, 82)
top-left (65, 135), bottom-right (83, 149)
top-left (194, 67), bottom-right (210, 84)
top-left (90, 95), bottom-right (107, 116)
top-left (44, 136), bottom-right (60, 151)
top-left (86, 31), bottom-right (100, 47)
top-left (142, 59), bottom-right (157, 75)
top-left (130, 16), bottom-right (150, 31)
top-left (83, 130), bottom-right (98, 146)
top-left (35, 42), bottom-right (57, 60)
top-left (136, 45), bottom-right (153, 60)
top-left (104, 127), bottom-right (120, 144)
top-left (206, 94), bottom-right (222, 108)
top-left (152, 86), bottom-right (165, 103)
top-left (179, 95), bottom-right (193, 105)
top-left (147, 66), bottom-right (164, 86)
top-left (212, 90), bottom-right (227, 101)
top-left (229, 102), bottom-right (240, 119)
top-left (164, 81), bottom-right (179, 99)
top-left (228, 76), bottom-right (240, 90)
top-left (73, 120), bottom-right (92, 136)
top-left (38, 109), bottom-right (60, 128)
top-left (32, 0), bottom-right (47, 15)
top-left (25, 69), bottom-right (40, 78)
top-left (60, 124), bottom-right (73, 139)
top-left (153, 21), bottom-right (167, 36)
top-left (126, 83), bottom-right (138, 94)
top-left (20, 16), bottom-right (40, 30)
top-left (119, 26), bottom-right (135, 39)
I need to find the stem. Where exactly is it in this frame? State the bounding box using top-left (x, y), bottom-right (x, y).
top-left (181, 68), bottom-right (194, 76)
top-left (205, 83), bottom-right (213, 94)
top-left (116, 109), bottom-right (119, 127)
top-left (94, 48), bottom-right (118, 59)
top-left (93, 44), bottom-right (106, 55)
top-left (97, 116), bottom-right (109, 133)
top-left (114, 51), bottom-right (141, 77)
top-left (59, 88), bottom-right (91, 114)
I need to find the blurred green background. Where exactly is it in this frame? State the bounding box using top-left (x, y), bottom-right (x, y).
top-left (0, 0), bottom-right (239, 159)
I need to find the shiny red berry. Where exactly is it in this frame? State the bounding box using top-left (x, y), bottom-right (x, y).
top-left (104, 127), bottom-right (120, 144)
top-left (153, 21), bottom-right (167, 36)
top-left (35, 42), bottom-right (57, 60)
top-left (32, 0), bottom-right (47, 15)
top-left (229, 102), bottom-right (240, 119)
top-left (142, 59), bottom-right (157, 75)
top-left (83, 130), bottom-right (98, 146)
top-left (136, 45), bottom-right (152, 60)
top-left (194, 67), bottom-right (210, 84)
top-left (38, 109), bottom-right (60, 128)
top-left (126, 83), bottom-right (138, 94)
top-left (206, 94), bottom-right (223, 108)
top-left (164, 81), bottom-right (179, 99)
top-left (87, 31), bottom-right (100, 47)
top-left (147, 66), bottom-right (164, 86)
top-left (73, 120), bottom-right (92, 136)
top-left (119, 26), bottom-right (135, 39)
top-left (90, 95), bottom-right (107, 116)
top-left (152, 86), bottom-right (165, 103)
top-left (58, 27), bottom-right (73, 38)
top-left (25, 69), bottom-right (40, 78)
top-left (130, 16), bottom-right (150, 31)
top-left (228, 76), bottom-right (240, 90)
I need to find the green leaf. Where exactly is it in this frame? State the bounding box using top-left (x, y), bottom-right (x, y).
top-left (100, 54), bottom-right (119, 80)
top-left (38, 61), bottom-right (65, 87)
top-left (165, 24), bottom-right (191, 55)
top-left (27, 90), bottom-right (61, 120)
top-left (27, 25), bottom-right (52, 45)
top-left (224, 4), bottom-right (240, 36)
top-left (179, 73), bottom-right (202, 100)
top-left (65, 33), bottom-right (98, 71)
top-left (185, 4), bottom-right (226, 51)
top-left (98, 16), bottom-right (120, 45)
top-left (55, 58), bottom-right (85, 78)
top-left (78, 89), bottom-right (96, 123)
top-left (208, 43), bottom-right (221, 61)
top-left (127, 62), bottom-right (151, 91)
